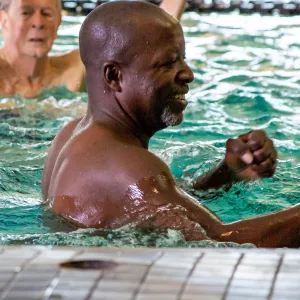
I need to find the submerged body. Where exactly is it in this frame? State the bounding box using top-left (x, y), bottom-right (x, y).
top-left (42, 2), bottom-right (300, 248)
top-left (45, 118), bottom-right (210, 240)
top-left (44, 114), bottom-right (299, 248)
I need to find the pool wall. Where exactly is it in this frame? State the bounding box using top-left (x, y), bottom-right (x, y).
top-left (0, 246), bottom-right (299, 299)
top-left (61, 0), bottom-right (300, 16)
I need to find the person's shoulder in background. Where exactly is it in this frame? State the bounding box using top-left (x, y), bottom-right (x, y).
top-left (51, 49), bottom-right (86, 92)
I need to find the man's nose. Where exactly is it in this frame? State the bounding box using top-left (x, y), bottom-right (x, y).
top-left (178, 60), bottom-right (194, 84)
top-left (32, 12), bottom-right (45, 29)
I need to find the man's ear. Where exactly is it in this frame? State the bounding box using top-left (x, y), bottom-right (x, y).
top-left (103, 62), bottom-right (122, 92)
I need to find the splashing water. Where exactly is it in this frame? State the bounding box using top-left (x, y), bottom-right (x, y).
top-left (0, 13), bottom-right (300, 247)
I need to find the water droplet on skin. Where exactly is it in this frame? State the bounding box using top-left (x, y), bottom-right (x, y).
top-left (152, 188), bottom-right (158, 194)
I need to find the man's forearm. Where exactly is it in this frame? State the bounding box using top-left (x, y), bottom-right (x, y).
top-left (219, 204), bottom-right (300, 248)
top-left (159, 0), bottom-right (186, 20)
top-left (193, 160), bottom-right (237, 190)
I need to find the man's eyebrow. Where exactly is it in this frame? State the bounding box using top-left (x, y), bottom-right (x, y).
top-left (21, 5), bottom-right (55, 11)
top-left (42, 7), bottom-right (55, 12)
top-left (166, 47), bottom-right (180, 54)
top-left (157, 48), bottom-right (180, 59)
top-left (20, 5), bottom-right (33, 9)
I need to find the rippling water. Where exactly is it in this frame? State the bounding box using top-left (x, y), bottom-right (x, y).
top-left (0, 13), bottom-right (300, 247)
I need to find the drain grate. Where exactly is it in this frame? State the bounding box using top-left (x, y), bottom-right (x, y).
top-left (60, 260), bottom-right (118, 270)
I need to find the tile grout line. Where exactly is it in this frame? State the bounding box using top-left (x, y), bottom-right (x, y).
top-left (85, 248), bottom-right (125, 300)
top-left (131, 250), bottom-right (165, 300)
top-left (0, 248), bottom-right (42, 300)
top-left (40, 268), bottom-right (62, 300)
top-left (221, 253), bottom-right (244, 300)
top-left (267, 253), bottom-right (284, 300)
top-left (85, 269), bottom-right (105, 300)
top-left (42, 248), bottom-right (84, 300)
top-left (177, 251), bottom-right (204, 300)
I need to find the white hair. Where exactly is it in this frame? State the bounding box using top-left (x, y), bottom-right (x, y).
top-left (0, 0), bottom-right (10, 10)
top-left (0, 0), bottom-right (62, 11)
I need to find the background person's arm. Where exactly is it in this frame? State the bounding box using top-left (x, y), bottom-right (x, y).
top-left (159, 0), bottom-right (187, 20)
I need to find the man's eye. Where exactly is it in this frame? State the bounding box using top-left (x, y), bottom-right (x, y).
top-left (42, 10), bottom-right (54, 17)
top-left (22, 11), bottom-right (30, 15)
top-left (164, 59), bottom-right (177, 66)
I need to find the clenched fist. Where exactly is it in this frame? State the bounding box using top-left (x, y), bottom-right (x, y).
top-left (225, 130), bottom-right (277, 181)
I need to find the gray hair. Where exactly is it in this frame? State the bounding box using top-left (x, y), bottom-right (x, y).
top-left (0, 0), bottom-right (62, 11)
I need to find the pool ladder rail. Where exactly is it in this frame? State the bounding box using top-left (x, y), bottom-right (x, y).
top-left (61, 0), bottom-right (300, 15)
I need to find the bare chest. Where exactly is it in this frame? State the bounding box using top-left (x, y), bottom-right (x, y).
top-left (0, 61), bottom-right (82, 97)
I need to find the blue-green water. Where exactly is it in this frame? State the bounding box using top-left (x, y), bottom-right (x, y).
top-left (1, 13), bottom-right (300, 247)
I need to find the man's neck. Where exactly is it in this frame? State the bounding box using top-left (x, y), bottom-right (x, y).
top-left (85, 102), bottom-right (152, 150)
top-left (1, 46), bottom-right (50, 81)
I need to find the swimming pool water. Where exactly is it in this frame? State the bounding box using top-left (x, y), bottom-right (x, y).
top-left (1, 13), bottom-right (300, 247)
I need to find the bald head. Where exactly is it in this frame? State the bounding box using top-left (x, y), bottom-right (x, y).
top-left (79, 1), bottom-right (178, 70)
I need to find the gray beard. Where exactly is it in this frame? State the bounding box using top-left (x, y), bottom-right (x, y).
top-left (161, 105), bottom-right (182, 127)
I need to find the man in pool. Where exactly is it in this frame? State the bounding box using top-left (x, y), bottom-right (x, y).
top-left (43, 1), bottom-right (300, 248)
top-left (0, 0), bottom-right (186, 97)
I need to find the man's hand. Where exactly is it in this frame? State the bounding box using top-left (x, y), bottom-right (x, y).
top-left (225, 130), bottom-right (277, 181)
top-left (193, 130), bottom-right (277, 190)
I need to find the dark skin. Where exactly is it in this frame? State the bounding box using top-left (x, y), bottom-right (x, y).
top-left (43, 2), bottom-right (300, 248)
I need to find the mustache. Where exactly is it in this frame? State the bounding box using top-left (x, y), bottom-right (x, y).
top-left (170, 87), bottom-right (189, 96)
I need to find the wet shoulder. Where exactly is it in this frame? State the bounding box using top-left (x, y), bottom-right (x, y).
top-left (59, 125), bottom-right (173, 185)
top-left (42, 117), bottom-right (82, 199)
top-left (51, 117), bottom-right (82, 151)
top-left (99, 137), bottom-right (175, 192)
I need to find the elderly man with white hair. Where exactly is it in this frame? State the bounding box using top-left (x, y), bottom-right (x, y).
top-left (0, 0), bottom-right (187, 97)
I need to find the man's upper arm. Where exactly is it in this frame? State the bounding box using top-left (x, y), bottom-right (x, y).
top-left (122, 162), bottom-right (222, 241)
top-left (112, 149), bottom-right (222, 234)
top-left (42, 118), bottom-right (81, 200)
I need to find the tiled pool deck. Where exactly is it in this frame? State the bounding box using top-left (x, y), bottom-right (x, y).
top-left (0, 246), bottom-right (299, 300)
